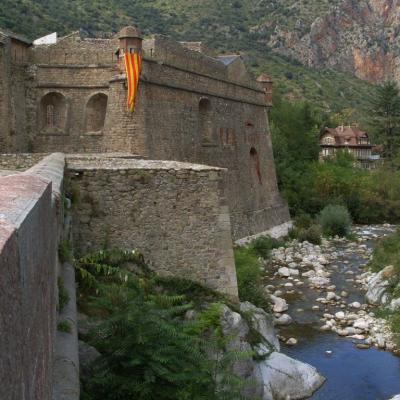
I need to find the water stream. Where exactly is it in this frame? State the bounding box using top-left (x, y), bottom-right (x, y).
top-left (267, 226), bottom-right (400, 400)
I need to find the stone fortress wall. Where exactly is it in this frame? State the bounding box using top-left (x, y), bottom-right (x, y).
top-left (66, 155), bottom-right (238, 297)
top-left (0, 26), bottom-right (290, 240)
top-left (0, 25), bottom-right (291, 399)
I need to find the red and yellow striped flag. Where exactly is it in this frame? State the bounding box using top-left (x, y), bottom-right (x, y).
top-left (124, 51), bottom-right (142, 112)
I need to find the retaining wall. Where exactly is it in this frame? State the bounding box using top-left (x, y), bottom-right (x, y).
top-left (66, 156), bottom-right (238, 298)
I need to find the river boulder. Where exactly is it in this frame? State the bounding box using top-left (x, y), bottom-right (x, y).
top-left (365, 265), bottom-right (395, 305)
top-left (390, 297), bottom-right (400, 311)
top-left (219, 304), bottom-right (325, 399)
top-left (254, 352), bottom-right (325, 400)
top-left (240, 302), bottom-right (280, 351)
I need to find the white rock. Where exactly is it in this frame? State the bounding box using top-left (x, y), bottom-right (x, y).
top-left (309, 277), bottom-right (330, 286)
top-left (320, 325), bottom-right (331, 331)
top-left (335, 311), bottom-right (345, 320)
top-left (349, 302), bottom-right (361, 309)
top-left (326, 292), bottom-right (337, 301)
top-left (365, 265), bottom-right (395, 305)
top-left (274, 314), bottom-right (293, 326)
top-left (240, 302), bottom-right (280, 351)
top-left (353, 319), bottom-right (369, 331)
top-left (375, 334), bottom-right (386, 349)
top-left (278, 267), bottom-right (291, 277)
top-left (289, 268), bottom-right (300, 276)
top-left (286, 338), bottom-right (298, 346)
top-left (390, 298), bottom-right (400, 311)
top-left (270, 295), bottom-right (289, 313)
top-left (255, 352), bottom-right (325, 400)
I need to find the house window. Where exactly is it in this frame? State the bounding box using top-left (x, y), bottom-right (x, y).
top-left (322, 136), bottom-right (334, 145)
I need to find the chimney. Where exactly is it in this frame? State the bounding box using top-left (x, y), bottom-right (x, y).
top-left (257, 74), bottom-right (273, 106)
top-left (117, 26), bottom-right (143, 72)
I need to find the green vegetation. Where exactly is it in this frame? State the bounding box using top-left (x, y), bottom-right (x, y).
top-left (369, 230), bottom-right (400, 278)
top-left (0, 0), bottom-right (375, 124)
top-left (297, 224), bottom-right (322, 245)
top-left (57, 320), bottom-right (72, 333)
top-left (57, 277), bottom-right (70, 312)
top-left (270, 92), bottom-right (400, 225)
top-left (58, 240), bottom-right (73, 263)
top-left (234, 236), bottom-right (281, 310)
top-left (318, 205), bottom-right (352, 237)
top-left (369, 231), bottom-right (400, 345)
top-left (77, 249), bottom-right (254, 400)
top-left (369, 81), bottom-right (400, 160)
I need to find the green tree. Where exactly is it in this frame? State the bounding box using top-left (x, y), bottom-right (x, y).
top-left (369, 81), bottom-right (400, 160)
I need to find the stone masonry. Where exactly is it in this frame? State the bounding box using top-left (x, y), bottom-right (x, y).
top-left (0, 25), bottom-right (290, 241)
top-left (66, 155), bottom-right (238, 297)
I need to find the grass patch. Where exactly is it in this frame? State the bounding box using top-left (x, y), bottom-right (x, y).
top-left (234, 236), bottom-right (284, 310)
top-left (58, 320), bottom-right (72, 333)
top-left (369, 229), bottom-right (400, 275)
top-left (58, 277), bottom-right (70, 312)
top-left (59, 240), bottom-right (73, 263)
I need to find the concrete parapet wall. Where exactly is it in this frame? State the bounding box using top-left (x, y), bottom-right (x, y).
top-left (66, 156), bottom-right (238, 297)
top-left (0, 153), bottom-right (65, 400)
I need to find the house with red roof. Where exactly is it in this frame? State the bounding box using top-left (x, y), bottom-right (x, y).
top-left (319, 125), bottom-right (379, 169)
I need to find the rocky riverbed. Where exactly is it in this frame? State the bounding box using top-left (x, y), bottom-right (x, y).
top-left (263, 225), bottom-right (400, 399)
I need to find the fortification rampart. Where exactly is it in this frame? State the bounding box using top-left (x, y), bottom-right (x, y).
top-left (66, 156), bottom-right (238, 297)
top-left (0, 153), bottom-right (65, 400)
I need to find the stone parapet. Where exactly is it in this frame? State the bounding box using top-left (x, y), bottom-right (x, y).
top-left (66, 156), bottom-right (238, 298)
top-left (0, 152), bottom-right (66, 400)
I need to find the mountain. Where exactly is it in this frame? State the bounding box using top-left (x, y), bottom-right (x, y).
top-left (265, 0), bottom-right (400, 84)
top-left (0, 0), bottom-right (382, 120)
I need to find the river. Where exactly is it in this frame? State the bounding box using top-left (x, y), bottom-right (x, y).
top-left (265, 225), bottom-right (400, 400)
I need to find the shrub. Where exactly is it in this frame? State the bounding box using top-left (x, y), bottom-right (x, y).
top-left (78, 252), bottom-right (250, 400)
top-left (288, 226), bottom-right (299, 240)
top-left (318, 204), bottom-right (352, 237)
top-left (369, 229), bottom-right (400, 273)
top-left (297, 224), bottom-right (322, 245)
top-left (234, 247), bottom-right (270, 310)
top-left (250, 235), bottom-right (280, 259)
top-left (294, 213), bottom-right (313, 230)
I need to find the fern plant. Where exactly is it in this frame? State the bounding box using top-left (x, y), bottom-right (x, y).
top-left (78, 250), bottom-right (257, 400)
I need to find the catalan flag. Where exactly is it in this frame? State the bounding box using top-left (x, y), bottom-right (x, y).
top-left (124, 50), bottom-right (142, 112)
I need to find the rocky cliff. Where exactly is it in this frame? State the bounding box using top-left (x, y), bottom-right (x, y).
top-left (263, 0), bottom-right (400, 83)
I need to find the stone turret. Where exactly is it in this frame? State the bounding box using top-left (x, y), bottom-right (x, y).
top-left (257, 74), bottom-right (273, 106)
top-left (117, 25), bottom-right (143, 72)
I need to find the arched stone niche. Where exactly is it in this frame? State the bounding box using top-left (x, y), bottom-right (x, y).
top-left (39, 92), bottom-right (68, 134)
top-left (84, 93), bottom-right (108, 134)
